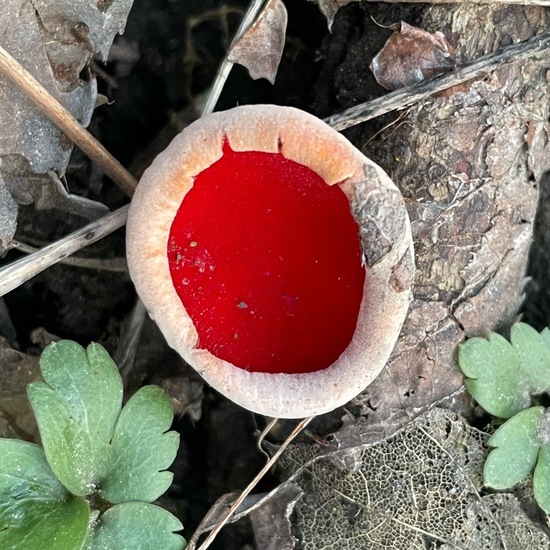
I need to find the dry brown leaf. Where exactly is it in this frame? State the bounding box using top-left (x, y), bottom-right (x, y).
top-left (33, 0), bottom-right (135, 61)
top-left (249, 484), bottom-right (303, 550)
top-left (0, 336), bottom-right (41, 441)
top-left (313, 0), bottom-right (357, 31)
top-left (0, 0), bottom-right (134, 250)
top-left (2, 155), bottom-right (109, 220)
top-left (0, 0), bottom-right (135, 174)
top-left (188, 484), bottom-right (303, 550)
top-left (228, 0), bottom-right (288, 84)
top-left (189, 491), bottom-right (241, 547)
top-left (370, 22), bottom-right (456, 91)
top-left (151, 374), bottom-right (204, 423)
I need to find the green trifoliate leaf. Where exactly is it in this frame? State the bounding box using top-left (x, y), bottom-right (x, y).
top-left (459, 323), bottom-right (550, 418)
top-left (100, 385), bottom-right (179, 504)
top-left (459, 332), bottom-right (530, 418)
top-left (83, 502), bottom-right (185, 550)
top-left (484, 406), bottom-right (544, 489)
top-left (533, 445), bottom-right (550, 514)
top-left (510, 323), bottom-right (550, 394)
top-left (27, 341), bottom-right (123, 496)
top-left (540, 327), bottom-right (550, 353)
top-left (0, 439), bottom-right (89, 550)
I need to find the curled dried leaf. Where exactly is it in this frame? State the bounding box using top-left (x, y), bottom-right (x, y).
top-left (314, 0), bottom-right (356, 31)
top-left (228, 0), bottom-right (288, 84)
top-left (370, 22), bottom-right (456, 91)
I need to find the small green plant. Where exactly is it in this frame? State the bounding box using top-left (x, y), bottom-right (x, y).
top-left (458, 322), bottom-right (550, 513)
top-left (0, 340), bottom-right (185, 549)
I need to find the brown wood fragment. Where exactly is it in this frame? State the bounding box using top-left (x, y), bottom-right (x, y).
top-left (327, 5), bottom-right (550, 441)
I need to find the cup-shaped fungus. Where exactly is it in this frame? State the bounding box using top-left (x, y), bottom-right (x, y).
top-left (127, 105), bottom-right (414, 418)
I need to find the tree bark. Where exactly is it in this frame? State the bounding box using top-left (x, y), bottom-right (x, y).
top-left (317, 4), bottom-right (550, 439)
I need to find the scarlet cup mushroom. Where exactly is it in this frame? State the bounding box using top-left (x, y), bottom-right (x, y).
top-left (126, 105), bottom-right (414, 418)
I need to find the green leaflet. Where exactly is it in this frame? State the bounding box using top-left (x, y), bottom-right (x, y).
top-left (458, 323), bottom-right (550, 418)
top-left (100, 386), bottom-right (180, 504)
top-left (484, 406), bottom-right (544, 489)
top-left (28, 341), bottom-right (123, 496)
top-left (0, 439), bottom-right (89, 549)
top-left (83, 502), bottom-right (185, 550)
top-left (8, 340), bottom-right (185, 549)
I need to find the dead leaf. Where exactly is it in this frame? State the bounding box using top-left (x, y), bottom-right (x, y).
top-left (0, 170), bottom-right (18, 253)
top-left (153, 375), bottom-right (204, 423)
top-left (1, 155), bottom-right (109, 221)
top-left (228, 0), bottom-right (288, 84)
top-left (188, 484), bottom-right (303, 550)
top-left (0, 336), bottom-right (40, 441)
top-left (0, 0), bottom-right (134, 247)
top-left (34, 0), bottom-right (135, 62)
top-left (189, 491), bottom-right (241, 547)
top-left (370, 22), bottom-right (456, 91)
top-left (313, 0), bottom-right (357, 31)
top-left (1, 0), bottom-right (94, 174)
top-left (279, 408), bottom-right (550, 549)
top-left (249, 484), bottom-right (303, 550)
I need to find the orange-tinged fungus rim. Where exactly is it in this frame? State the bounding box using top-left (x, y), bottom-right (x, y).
top-left (126, 105), bottom-right (414, 418)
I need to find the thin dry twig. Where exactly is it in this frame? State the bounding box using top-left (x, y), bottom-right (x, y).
top-left (0, 44), bottom-right (137, 196)
top-left (201, 0), bottom-right (267, 116)
top-left (257, 417), bottom-right (280, 461)
top-left (325, 30), bottom-right (550, 131)
top-left (190, 415), bottom-right (314, 550)
top-left (8, 240), bottom-right (127, 273)
top-left (0, 206), bottom-right (128, 298)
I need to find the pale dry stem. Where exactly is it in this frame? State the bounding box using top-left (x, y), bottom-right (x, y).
top-left (189, 415), bottom-right (314, 550)
top-left (0, 44), bottom-right (138, 196)
top-left (201, 0), bottom-right (268, 116)
top-left (0, 206), bottom-right (128, 297)
top-left (325, 30), bottom-right (550, 131)
top-left (9, 240), bottom-right (127, 272)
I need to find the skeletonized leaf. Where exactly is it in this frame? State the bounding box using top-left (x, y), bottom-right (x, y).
top-left (278, 408), bottom-right (550, 549)
top-left (370, 22), bottom-right (456, 91)
top-left (228, 0), bottom-right (288, 84)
